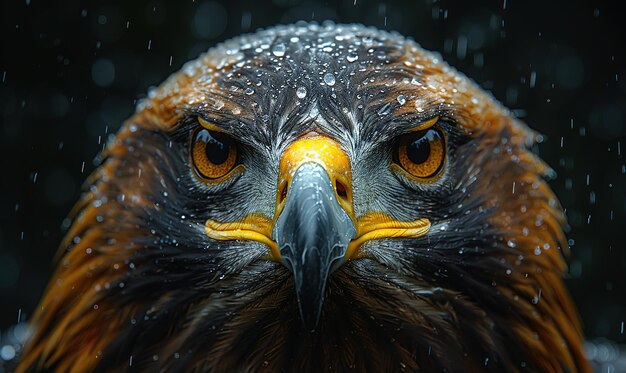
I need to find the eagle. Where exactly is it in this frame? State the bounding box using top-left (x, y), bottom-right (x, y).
top-left (19, 23), bottom-right (590, 372)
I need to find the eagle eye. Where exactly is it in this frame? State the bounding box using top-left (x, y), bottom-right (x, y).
top-left (395, 128), bottom-right (446, 179)
top-left (191, 127), bottom-right (238, 180)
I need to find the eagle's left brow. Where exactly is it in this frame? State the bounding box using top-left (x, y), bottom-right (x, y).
top-left (360, 101), bottom-right (453, 142)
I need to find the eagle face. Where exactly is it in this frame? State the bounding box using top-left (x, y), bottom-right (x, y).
top-left (21, 23), bottom-right (590, 372)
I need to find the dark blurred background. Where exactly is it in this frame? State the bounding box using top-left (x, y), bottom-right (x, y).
top-left (0, 0), bottom-right (624, 363)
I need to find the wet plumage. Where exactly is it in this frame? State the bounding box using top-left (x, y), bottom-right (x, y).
top-left (20, 23), bottom-right (590, 372)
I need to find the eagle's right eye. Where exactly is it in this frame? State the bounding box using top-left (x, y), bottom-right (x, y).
top-left (191, 127), bottom-right (238, 180)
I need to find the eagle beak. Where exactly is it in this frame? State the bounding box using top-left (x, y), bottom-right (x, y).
top-left (273, 162), bottom-right (355, 329)
top-left (270, 136), bottom-right (355, 330)
top-left (204, 135), bottom-right (430, 330)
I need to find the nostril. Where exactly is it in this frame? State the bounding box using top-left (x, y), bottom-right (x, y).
top-left (279, 182), bottom-right (288, 203)
top-left (336, 180), bottom-right (348, 200)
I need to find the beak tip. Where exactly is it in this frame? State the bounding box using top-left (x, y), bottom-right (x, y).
top-left (293, 273), bottom-right (325, 332)
top-left (299, 302), bottom-right (322, 332)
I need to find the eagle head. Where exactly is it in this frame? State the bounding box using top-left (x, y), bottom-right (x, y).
top-left (20, 23), bottom-right (589, 372)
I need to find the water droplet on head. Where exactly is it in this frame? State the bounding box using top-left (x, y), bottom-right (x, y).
top-left (377, 102), bottom-right (391, 116)
top-left (296, 86), bottom-right (307, 99)
top-left (213, 100), bottom-right (224, 110)
top-left (346, 52), bottom-right (358, 63)
top-left (272, 43), bottom-right (286, 57)
top-left (397, 95), bottom-right (406, 105)
top-left (244, 87), bottom-right (255, 95)
top-left (532, 296), bottom-right (539, 304)
top-left (323, 72), bottom-right (336, 86)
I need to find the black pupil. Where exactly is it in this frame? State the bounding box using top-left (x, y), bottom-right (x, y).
top-left (196, 129), bottom-right (230, 164)
top-left (406, 129), bottom-right (436, 164)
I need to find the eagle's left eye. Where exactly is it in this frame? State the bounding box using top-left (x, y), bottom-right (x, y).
top-left (395, 128), bottom-right (446, 179)
top-left (191, 127), bottom-right (238, 180)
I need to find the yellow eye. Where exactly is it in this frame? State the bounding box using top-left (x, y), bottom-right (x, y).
top-left (396, 128), bottom-right (446, 179)
top-left (191, 127), bottom-right (238, 180)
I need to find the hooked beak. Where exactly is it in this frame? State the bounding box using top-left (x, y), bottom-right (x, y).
top-left (273, 162), bottom-right (355, 329)
top-left (204, 136), bottom-right (430, 330)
